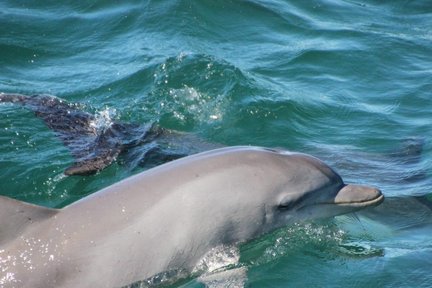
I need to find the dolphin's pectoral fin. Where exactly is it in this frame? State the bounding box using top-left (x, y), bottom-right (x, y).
top-left (0, 195), bottom-right (58, 246)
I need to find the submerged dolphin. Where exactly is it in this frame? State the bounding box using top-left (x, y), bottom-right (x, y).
top-left (0, 92), bottom-right (219, 176)
top-left (0, 93), bottom-right (425, 180)
top-left (0, 146), bottom-right (383, 287)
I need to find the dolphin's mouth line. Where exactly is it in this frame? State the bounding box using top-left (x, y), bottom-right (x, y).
top-left (285, 194), bottom-right (385, 212)
top-left (298, 194), bottom-right (385, 210)
top-left (326, 194), bottom-right (385, 207)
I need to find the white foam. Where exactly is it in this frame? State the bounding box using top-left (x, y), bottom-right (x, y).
top-left (89, 107), bottom-right (117, 132)
top-left (193, 245), bottom-right (240, 274)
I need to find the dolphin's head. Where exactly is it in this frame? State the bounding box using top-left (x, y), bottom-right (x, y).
top-left (254, 148), bottom-right (384, 230)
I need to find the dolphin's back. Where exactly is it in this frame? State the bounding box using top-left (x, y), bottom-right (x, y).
top-left (0, 195), bottom-right (58, 246)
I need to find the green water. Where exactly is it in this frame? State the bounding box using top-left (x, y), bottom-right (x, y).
top-left (1, 1), bottom-right (432, 287)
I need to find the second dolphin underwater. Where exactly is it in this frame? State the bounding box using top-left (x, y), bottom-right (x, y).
top-left (0, 92), bottom-right (425, 180)
top-left (0, 146), bottom-right (383, 287)
top-left (0, 92), bottom-right (221, 176)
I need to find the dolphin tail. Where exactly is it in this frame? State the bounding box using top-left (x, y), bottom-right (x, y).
top-left (0, 195), bottom-right (58, 246)
top-left (0, 93), bottom-right (124, 175)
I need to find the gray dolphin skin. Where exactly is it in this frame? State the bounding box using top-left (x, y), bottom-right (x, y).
top-left (0, 146), bottom-right (383, 287)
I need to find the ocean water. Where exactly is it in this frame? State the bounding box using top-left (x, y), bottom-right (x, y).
top-left (1, 0), bottom-right (432, 287)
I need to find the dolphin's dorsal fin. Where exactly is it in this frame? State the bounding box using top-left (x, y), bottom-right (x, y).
top-left (0, 195), bottom-right (58, 245)
top-left (1, 93), bottom-right (170, 175)
top-left (0, 93), bottom-right (126, 175)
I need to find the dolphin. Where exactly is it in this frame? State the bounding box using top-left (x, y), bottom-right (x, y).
top-left (0, 93), bottom-right (425, 180)
top-left (0, 92), bottom-right (220, 176)
top-left (0, 146), bottom-right (383, 287)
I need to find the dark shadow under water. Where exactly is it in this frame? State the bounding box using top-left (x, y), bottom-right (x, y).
top-left (0, 93), bottom-right (221, 176)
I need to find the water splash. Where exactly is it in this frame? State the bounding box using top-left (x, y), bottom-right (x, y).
top-left (193, 245), bottom-right (246, 288)
top-left (125, 269), bottom-right (189, 288)
top-left (89, 107), bottom-right (117, 133)
top-left (167, 86), bottom-right (224, 124)
top-left (193, 245), bottom-right (241, 274)
top-left (144, 53), bottom-right (248, 129)
top-left (241, 222), bottom-right (356, 267)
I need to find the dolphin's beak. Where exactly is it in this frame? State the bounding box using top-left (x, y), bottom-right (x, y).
top-left (333, 184), bottom-right (384, 207)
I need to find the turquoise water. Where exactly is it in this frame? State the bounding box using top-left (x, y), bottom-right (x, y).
top-left (1, 0), bottom-right (432, 287)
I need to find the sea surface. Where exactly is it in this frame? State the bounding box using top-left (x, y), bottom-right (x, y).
top-left (1, 0), bottom-right (432, 287)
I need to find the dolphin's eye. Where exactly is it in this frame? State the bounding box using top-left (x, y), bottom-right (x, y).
top-left (278, 193), bottom-right (309, 211)
top-left (278, 201), bottom-right (296, 211)
top-left (278, 197), bottom-right (302, 211)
